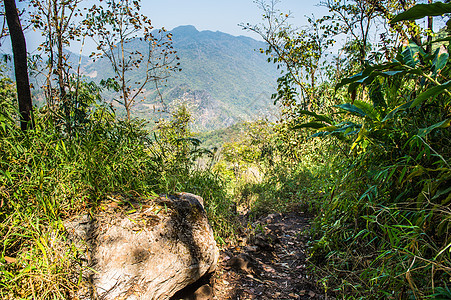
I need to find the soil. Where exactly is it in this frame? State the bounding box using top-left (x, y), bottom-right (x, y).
top-left (174, 211), bottom-right (330, 300)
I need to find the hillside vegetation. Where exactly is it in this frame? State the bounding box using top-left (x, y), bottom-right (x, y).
top-left (1, 0), bottom-right (451, 299)
top-left (80, 25), bottom-right (279, 131)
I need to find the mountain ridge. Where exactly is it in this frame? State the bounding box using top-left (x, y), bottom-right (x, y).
top-left (34, 25), bottom-right (280, 131)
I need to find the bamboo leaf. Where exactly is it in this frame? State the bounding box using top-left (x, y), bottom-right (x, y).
top-left (318, 125), bottom-right (338, 131)
top-left (411, 81), bottom-right (451, 108)
top-left (400, 41), bottom-right (422, 67)
top-left (391, 2), bottom-right (451, 23)
top-left (432, 46), bottom-right (449, 76)
top-left (381, 70), bottom-right (404, 76)
top-left (382, 101), bottom-right (414, 122)
top-left (293, 122), bottom-right (327, 129)
top-left (350, 126), bottom-right (367, 151)
top-left (354, 100), bottom-right (380, 120)
top-left (418, 118), bottom-right (451, 137)
top-left (336, 72), bottom-right (365, 90)
top-left (433, 186), bottom-right (451, 200)
top-left (297, 110), bottom-right (333, 124)
top-left (335, 103), bottom-right (367, 117)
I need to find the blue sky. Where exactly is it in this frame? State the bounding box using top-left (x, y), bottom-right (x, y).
top-left (141, 0), bottom-right (327, 38)
top-left (1, 0), bottom-right (327, 54)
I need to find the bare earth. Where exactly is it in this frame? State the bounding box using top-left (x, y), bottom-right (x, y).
top-left (173, 211), bottom-right (329, 300)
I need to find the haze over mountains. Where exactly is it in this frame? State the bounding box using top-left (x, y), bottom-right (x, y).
top-left (80, 25), bottom-right (280, 131)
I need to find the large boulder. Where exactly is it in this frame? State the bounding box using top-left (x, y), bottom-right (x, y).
top-left (65, 193), bottom-right (219, 300)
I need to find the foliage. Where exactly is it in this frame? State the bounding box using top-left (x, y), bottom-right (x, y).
top-left (242, 0), bottom-right (451, 298)
top-left (152, 105), bottom-right (239, 240)
top-left (81, 25), bottom-right (280, 132)
top-left (0, 102), bottom-right (159, 298)
top-left (0, 78), bottom-right (237, 298)
top-left (85, 0), bottom-right (180, 120)
top-left (1, 1), bottom-right (240, 298)
top-left (4, 0), bottom-right (451, 298)
top-left (242, 0), bottom-right (336, 113)
top-left (305, 36), bottom-right (451, 297)
top-left (28, 0), bottom-right (86, 132)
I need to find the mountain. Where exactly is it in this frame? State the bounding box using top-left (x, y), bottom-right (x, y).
top-left (81, 25), bottom-right (280, 131)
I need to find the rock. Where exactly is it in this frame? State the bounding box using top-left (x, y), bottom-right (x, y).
top-left (226, 253), bottom-right (257, 274)
top-left (253, 233), bottom-right (278, 251)
top-left (263, 213), bottom-right (281, 224)
top-left (65, 193), bottom-right (219, 300)
top-left (189, 284), bottom-right (213, 300)
top-left (170, 274), bottom-right (213, 300)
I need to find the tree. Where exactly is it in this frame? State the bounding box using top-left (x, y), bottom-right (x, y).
top-left (86, 0), bottom-right (180, 121)
top-left (3, 0), bottom-right (33, 131)
top-left (242, 0), bottom-right (336, 113)
top-left (29, 0), bottom-right (84, 116)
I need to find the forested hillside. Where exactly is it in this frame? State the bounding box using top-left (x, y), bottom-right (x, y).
top-left (79, 25), bottom-right (279, 131)
top-left (1, 0), bottom-right (450, 299)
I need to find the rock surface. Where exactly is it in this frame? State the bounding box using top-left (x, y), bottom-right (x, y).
top-left (65, 193), bottom-right (219, 300)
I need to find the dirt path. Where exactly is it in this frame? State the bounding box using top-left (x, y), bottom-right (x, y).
top-left (211, 211), bottom-right (327, 300)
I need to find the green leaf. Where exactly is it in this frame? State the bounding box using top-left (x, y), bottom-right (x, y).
top-left (418, 118), bottom-right (451, 137)
top-left (297, 110), bottom-right (333, 124)
top-left (391, 2), bottom-right (451, 23)
top-left (367, 78), bottom-right (386, 108)
top-left (432, 46), bottom-right (449, 76)
top-left (335, 62), bottom-right (404, 91)
top-left (382, 101), bottom-right (414, 122)
top-left (310, 131), bottom-right (331, 138)
top-left (293, 122), bottom-right (327, 130)
top-left (336, 72), bottom-right (366, 90)
top-left (433, 186), bottom-right (451, 200)
top-left (400, 41), bottom-right (422, 68)
top-left (335, 103), bottom-right (367, 117)
top-left (354, 100), bottom-right (379, 120)
top-left (381, 70), bottom-right (404, 76)
top-left (411, 80), bottom-right (451, 108)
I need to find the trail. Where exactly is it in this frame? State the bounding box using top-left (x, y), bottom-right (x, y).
top-left (211, 211), bottom-right (327, 300)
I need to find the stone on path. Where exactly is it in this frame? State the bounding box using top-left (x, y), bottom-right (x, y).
top-left (65, 193), bottom-right (219, 300)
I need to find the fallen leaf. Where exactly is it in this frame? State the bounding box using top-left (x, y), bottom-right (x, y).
top-left (263, 265), bottom-right (275, 272)
top-left (108, 202), bottom-right (118, 208)
top-left (4, 256), bottom-right (16, 264)
top-left (308, 291), bottom-right (316, 297)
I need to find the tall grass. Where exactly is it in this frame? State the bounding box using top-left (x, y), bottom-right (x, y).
top-left (0, 88), bottom-right (237, 298)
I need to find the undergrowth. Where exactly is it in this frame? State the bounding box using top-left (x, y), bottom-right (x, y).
top-left (0, 82), bottom-right (237, 298)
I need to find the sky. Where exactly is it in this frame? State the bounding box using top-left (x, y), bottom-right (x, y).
top-left (140, 0), bottom-right (328, 39)
top-left (0, 0), bottom-right (329, 55)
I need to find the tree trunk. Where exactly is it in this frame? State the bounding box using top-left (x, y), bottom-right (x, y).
top-left (4, 0), bottom-right (33, 131)
top-left (426, 0), bottom-right (433, 54)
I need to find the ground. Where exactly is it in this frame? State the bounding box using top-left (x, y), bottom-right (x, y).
top-left (173, 211), bottom-right (330, 300)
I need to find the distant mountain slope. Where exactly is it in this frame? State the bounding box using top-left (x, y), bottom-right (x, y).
top-left (81, 25), bottom-right (279, 131)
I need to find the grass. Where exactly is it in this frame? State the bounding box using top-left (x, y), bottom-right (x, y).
top-left (209, 115), bottom-right (451, 299)
top-left (0, 97), bottom-right (238, 298)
